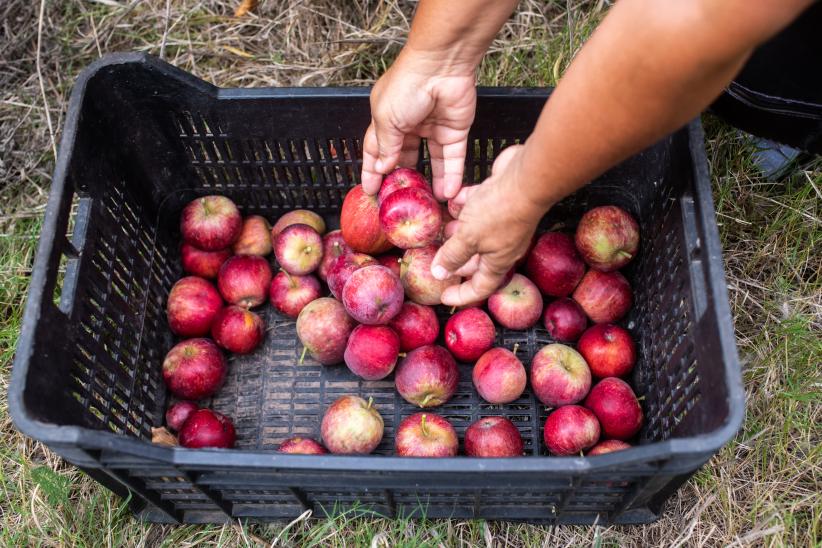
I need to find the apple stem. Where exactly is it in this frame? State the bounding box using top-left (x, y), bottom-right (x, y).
top-left (420, 414), bottom-right (428, 436)
top-left (512, 343), bottom-right (519, 356)
top-left (279, 268), bottom-right (294, 286)
top-left (366, 396), bottom-right (374, 410)
top-left (449, 306), bottom-right (456, 314)
top-left (637, 395), bottom-right (646, 401)
top-left (618, 250), bottom-right (633, 260)
top-left (420, 394), bottom-right (434, 407)
top-left (397, 352), bottom-right (407, 358)
top-left (299, 346), bottom-right (307, 365)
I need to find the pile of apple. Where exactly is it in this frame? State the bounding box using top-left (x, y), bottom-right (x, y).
top-left (160, 167), bottom-right (644, 458)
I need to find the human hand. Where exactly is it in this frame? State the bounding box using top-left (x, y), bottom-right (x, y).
top-left (431, 145), bottom-right (547, 306)
top-left (360, 51), bottom-right (476, 201)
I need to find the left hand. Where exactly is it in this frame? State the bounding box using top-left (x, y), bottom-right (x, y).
top-left (431, 145), bottom-right (546, 306)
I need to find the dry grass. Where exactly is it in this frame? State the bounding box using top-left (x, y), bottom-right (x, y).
top-left (1, 0), bottom-right (819, 546)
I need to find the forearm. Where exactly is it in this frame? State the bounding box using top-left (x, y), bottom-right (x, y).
top-left (400, 0), bottom-right (520, 75)
top-left (515, 0), bottom-right (812, 211)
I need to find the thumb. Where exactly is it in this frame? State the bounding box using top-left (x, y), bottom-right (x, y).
top-left (431, 231), bottom-right (476, 281)
top-left (372, 117), bottom-right (406, 174)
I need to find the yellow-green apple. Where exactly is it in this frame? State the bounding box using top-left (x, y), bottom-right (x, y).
top-left (395, 412), bottom-right (458, 457)
top-left (321, 396), bottom-right (384, 454)
top-left (575, 205), bottom-right (639, 271)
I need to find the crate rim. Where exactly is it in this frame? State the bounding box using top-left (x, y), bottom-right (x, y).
top-left (10, 52), bottom-right (744, 474)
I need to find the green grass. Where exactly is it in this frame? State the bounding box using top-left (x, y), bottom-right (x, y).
top-left (1, 0), bottom-right (820, 545)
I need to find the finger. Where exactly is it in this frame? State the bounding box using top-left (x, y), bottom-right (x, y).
top-left (360, 122), bottom-right (383, 194)
top-left (372, 116), bottom-right (406, 174)
top-left (452, 184), bottom-right (480, 206)
top-left (444, 220), bottom-right (460, 239)
top-left (431, 230), bottom-right (476, 280)
top-left (439, 140), bottom-right (467, 199)
top-left (398, 134), bottom-right (421, 169)
top-left (441, 262), bottom-right (505, 307)
top-left (492, 144), bottom-right (522, 175)
top-left (454, 254), bottom-right (480, 277)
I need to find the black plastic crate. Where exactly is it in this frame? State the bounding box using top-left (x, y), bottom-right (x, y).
top-left (10, 53), bottom-right (744, 525)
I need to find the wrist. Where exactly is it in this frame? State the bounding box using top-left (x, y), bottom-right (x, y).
top-left (513, 141), bottom-right (565, 214)
top-left (397, 42), bottom-right (481, 79)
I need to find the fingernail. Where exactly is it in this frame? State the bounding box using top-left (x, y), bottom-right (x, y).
top-left (431, 265), bottom-right (448, 280)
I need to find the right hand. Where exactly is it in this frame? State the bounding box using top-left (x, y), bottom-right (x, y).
top-left (361, 51), bottom-right (477, 201)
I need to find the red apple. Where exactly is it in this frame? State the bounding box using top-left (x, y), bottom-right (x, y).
top-left (487, 273), bottom-right (543, 330)
top-left (525, 232), bottom-right (585, 297)
top-left (464, 417), bottom-right (524, 457)
top-left (321, 396), bottom-right (384, 454)
top-left (400, 245), bottom-right (460, 305)
top-left (344, 324), bottom-right (401, 380)
top-left (575, 205), bottom-right (639, 271)
top-left (162, 338), bottom-right (227, 400)
top-left (296, 297), bottom-right (356, 365)
top-left (327, 252), bottom-right (378, 299)
top-left (178, 409), bottom-right (236, 449)
top-left (543, 405), bottom-right (600, 456)
top-left (444, 308), bottom-right (496, 363)
top-left (232, 215), bottom-right (272, 256)
top-left (530, 343), bottom-right (591, 407)
top-left (395, 412), bottom-right (458, 457)
top-left (165, 401), bottom-right (199, 432)
top-left (389, 302), bottom-right (440, 352)
top-left (211, 305), bottom-right (265, 354)
top-left (379, 187), bottom-right (442, 249)
top-left (572, 270), bottom-right (632, 323)
top-left (274, 223), bottom-right (323, 275)
top-left (269, 270), bottom-right (321, 318)
top-left (271, 209), bottom-right (326, 238)
top-left (472, 346), bottom-right (527, 404)
top-left (167, 276), bottom-right (223, 337)
top-left (542, 298), bottom-right (588, 342)
top-left (340, 185), bottom-right (393, 254)
top-left (180, 195), bottom-right (242, 251)
top-left (376, 253), bottom-right (402, 278)
top-left (584, 378), bottom-right (643, 440)
top-left (278, 437), bottom-right (328, 454)
top-left (587, 439), bottom-right (631, 456)
top-left (395, 345), bottom-right (459, 408)
top-left (341, 265), bottom-right (404, 325)
top-left (181, 243), bottom-right (231, 279)
top-left (217, 255), bottom-right (273, 308)
top-left (318, 230), bottom-right (350, 281)
top-left (577, 323), bottom-right (636, 378)
top-left (377, 167), bottom-right (431, 204)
